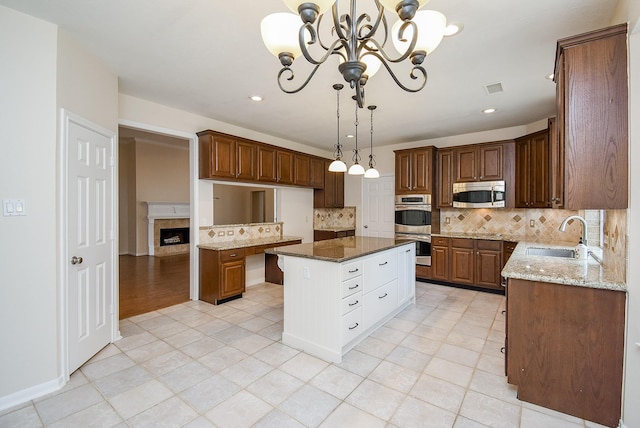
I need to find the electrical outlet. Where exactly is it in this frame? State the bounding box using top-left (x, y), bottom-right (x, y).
top-left (529, 220), bottom-right (535, 227)
top-left (445, 217), bottom-right (450, 224)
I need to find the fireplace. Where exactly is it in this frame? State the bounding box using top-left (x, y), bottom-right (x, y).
top-left (160, 227), bottom-right (190, 246)
top-left (146, 202), bottom-right (190, 256)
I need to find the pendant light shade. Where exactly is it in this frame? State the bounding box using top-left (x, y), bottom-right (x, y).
top-left (348, 163), bottom-right (366, 175)
top-left (329, 159), bottom-right (347, 172)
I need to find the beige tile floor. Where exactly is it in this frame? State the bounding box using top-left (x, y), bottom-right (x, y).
top-left (0, 281), bottom-right (610, 427)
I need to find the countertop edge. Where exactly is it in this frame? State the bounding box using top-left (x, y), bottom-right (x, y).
top-left (198, 236), bottom-right (303, 251)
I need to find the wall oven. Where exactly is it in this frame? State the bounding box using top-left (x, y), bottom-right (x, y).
top-left (452, 180), bottom-right (506, 208)
top-left (394, 194), bottom-right (432, 235)
top-left (395, 194), bottom-right (432, 266)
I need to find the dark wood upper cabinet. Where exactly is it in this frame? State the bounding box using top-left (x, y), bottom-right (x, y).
top-left (454, 143), bottom-right (503, 182)
top-left (198, 132), bottom-right (236, 179)
top-left (236, 140), bottom-right (257, 181)
top-left (276, 150), bottom-right (294, 185)
top-left (515, 130), bottom-right (550, 208)
top-left (314, 160), bottom-right (344, 208)
top-left (257, 144), bottom-right (277, 182)
top-left (436, 149), bottom-right (453, 208)
top-left (293, 154), bottom-right (311, 186)
top-left (555, 24), bottom-right (628, 209)
top-left (309, 157), bottom-right (325, 188)
top-left (394, 147), bottom-right (435, 195)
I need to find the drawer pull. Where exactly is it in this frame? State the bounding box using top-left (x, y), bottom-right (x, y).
top-left (378, 293), bottom-right (388, 299)
top-left (348, 284), bottom-right (360, 290)
top-left (349, 300), bottom-right (359, 307)
top-left (379, 261), bottom-right (388, 266)
top-left (349, 268), bottom-right (359, 273)
top-left (348, 322), bottom-right (359, 330)
top-left (229, 254), bottom-right (237, 257)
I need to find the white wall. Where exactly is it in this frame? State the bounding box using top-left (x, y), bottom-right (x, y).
top-left (0, 6), bottom-right (59, 401)
top-left (0, 7), bottom-right (118, 408)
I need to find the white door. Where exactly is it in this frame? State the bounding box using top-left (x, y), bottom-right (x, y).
top-left (65, 112), bottom-right (115, 373)
top-left (362, 174), bottom-right (395, 238)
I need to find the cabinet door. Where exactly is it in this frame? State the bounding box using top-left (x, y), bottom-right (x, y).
top-left (528, 132), bottom-right (550, 208)
top-left (437, 149), bottom-right (453, 208)
top-left (257, 145), bottom-right (277, 182)
top-left (431, 246), bottom-right (449, 281)
top-left (309, 157), bottom-right (325, 188)
top-left (548, 117), bottom-right (564, 208)
top-left (220, 259), bottom-right (245, 298)
top-left (455, 147), bottom-right (478, 182)
top-left (395, 151), bottom-right (413, 193)
top-left (515, 140), bottom-right (530, 208)
top-left (277, 150), bottom-right (294, 184)
top-left (294, 154), bottom-right (311, 186)
top-left (479, 144), bottom-right (503, 181)
top-left (475, 250), bottom-right (502, 290)
top-left (450, 247), bottom-right (474, 285)
top-left (236, 140), bottom-right (257, 181)
top-left (412, 148), bottom-right (432, 193)
top-left (209, 134), bottom-right (236, 178)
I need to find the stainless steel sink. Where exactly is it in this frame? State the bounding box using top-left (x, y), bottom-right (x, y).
top-left (525, 247), bottom-right (576, 258)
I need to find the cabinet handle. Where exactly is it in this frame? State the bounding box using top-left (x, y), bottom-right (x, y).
top-left (405, 249), bottom-right (411, 253)
top-left (348, 284), bottom-right (360, 290)
top-left (379, 261), bottom-right (388, 266)
top-left (348, 322), bottom-right (359, 330)
top-left (229, 254), bottom-right (237, 257)
top-left (501, 310), bottom-right (506, 315)
top-left (349, 300), bottom-right (359, 306)
top-left (378, 293), bottom-right (388, 299)
top-left (349, 268), bottom-right (359, 273)
top-left (500, 346), bottom-right (505, 354)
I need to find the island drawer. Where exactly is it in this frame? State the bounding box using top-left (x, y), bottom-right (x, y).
top-left (364, 279), bottom-right (398, 328)
top-left (342, 276), bottom-right (362, 298)
top-left (342, 307), bottom-right (363, 345)
top-left (363, 249), bottom-right (398, 292)
top-left (342, 260), bottom-right (363, 281)
top-left (341, 291), bottom-right (362, 315)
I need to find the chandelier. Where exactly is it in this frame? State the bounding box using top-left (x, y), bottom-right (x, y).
top-left (260, 0), bottom-right (451, 107)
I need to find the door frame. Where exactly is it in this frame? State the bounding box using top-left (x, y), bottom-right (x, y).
top-left (118, 119), bottom-right (199, 301)
top-left (58, 109), bottom-right (118, 381)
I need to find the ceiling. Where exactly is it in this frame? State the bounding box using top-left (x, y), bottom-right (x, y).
top-left (0, 0), bottom-right (619, 151)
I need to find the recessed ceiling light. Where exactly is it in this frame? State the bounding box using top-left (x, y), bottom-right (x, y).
top-left (345, 134), bottom-right (355, 139)
top-left (249, 95), bottom-right (263, 102)
top-left (444, 22), bottom-right (464, 37)
top-left (483, 108), bottom-right (497, 114)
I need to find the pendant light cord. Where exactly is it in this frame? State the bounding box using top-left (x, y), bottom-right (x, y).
top-left (353, 101), bottom-right (361, 164)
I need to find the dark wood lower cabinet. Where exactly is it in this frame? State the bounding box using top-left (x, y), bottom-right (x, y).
top-left (506, 279), bottom-right (625, 427)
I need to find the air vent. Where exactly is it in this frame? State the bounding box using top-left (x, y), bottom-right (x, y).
top-left (484, 82), bottom-right (504, 95)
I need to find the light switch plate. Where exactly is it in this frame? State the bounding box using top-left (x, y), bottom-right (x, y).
top-left (3, 199), bottom-right (26, 216)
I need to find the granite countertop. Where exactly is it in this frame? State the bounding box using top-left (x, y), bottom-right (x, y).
top-left (501, 241), bottom-right (626, 292)
top-left (265, 236), bottom-right (415, 263)
top-left (314, 227), bottom-right (356, 232)
top-left (198, 235), bottom-right (303, 251)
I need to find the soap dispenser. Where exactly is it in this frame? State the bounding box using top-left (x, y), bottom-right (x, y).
top-left (575, 237), bottom-right (588, 260)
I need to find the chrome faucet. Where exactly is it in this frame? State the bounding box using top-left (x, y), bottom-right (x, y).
top-left (559, 215), bottom-right (588, 246)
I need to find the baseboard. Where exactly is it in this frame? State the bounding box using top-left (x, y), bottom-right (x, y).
top-left (0, 375), bottom-right (65, 413)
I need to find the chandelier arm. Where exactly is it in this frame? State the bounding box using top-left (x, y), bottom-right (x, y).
top-left (276, 64), bottom-right (323, 94)
top-left (300, 35), bottom-right (346, 65)
top-left (331, 1), bottom-right (349, 44)
top-left (369, 52), bottom-right (428, 92)
top-left (361, 33), bottom-right (415, 64)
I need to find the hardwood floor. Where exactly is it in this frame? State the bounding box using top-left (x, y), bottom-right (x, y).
top-left (119, 253), bottom-right (190, 319)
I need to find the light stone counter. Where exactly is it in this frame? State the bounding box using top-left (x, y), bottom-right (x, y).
top-left (198, 236), bottom-right (302, 251)
top-left (501, 241), bottom-right (626, 292)
top-left (265, 236), bottom-right (415, 263)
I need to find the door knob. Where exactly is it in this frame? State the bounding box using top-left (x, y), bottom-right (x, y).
top-left (364, 225), bottom-right (368, 228)
top-left (71, 256), bottom-right (83, 265)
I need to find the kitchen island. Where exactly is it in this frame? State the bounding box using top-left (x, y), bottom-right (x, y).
top-left (266, 236), bottom-right (416, 363)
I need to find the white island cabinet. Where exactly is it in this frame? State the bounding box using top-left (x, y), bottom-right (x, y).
top-left (267, 237), bottom-right (416, 363)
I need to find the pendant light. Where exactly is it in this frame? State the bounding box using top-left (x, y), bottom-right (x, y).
top-left (364, 105), bottom-right (380, 178)
top-left (348, 97), bottom-right (365, 175)
top-left (328, 83), bottom-right (347, 172)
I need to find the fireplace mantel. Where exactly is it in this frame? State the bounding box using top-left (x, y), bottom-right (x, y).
top-left (146, 202), bottom-right (190, 255)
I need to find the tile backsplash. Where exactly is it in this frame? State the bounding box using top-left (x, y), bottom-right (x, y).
top-left (199, 222), bottom-right (283, 245)
top-left (314, 207), bottom-right (356, 229)
top-left (439, 208), bottom-right (589, 244)
top-left (603, 209), bottom-right (627, 281)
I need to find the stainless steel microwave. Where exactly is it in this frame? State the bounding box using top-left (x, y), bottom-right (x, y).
top-left (452, 181), bottom-right (506, 208)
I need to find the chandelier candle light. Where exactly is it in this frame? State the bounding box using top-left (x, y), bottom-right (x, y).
top-left (260, 0), bottom-right (450, 108)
